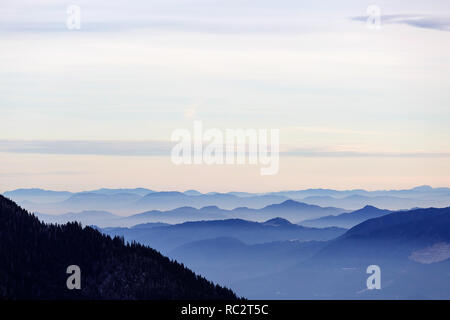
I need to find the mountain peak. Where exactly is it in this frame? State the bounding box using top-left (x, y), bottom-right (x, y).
top-left (263, 217), bottom-right (292, 226)
top-left (274, 199), bottom-right (307, 207)
top-left (411, 185), bottom-right (433, 191)
top-left (184, 190), bottom-right (202, 196)
top-left (353, 205), bottom-right (393, 214)
top-left (143, 191), bottom-right (184, 198)
top-left (362, 205), bottom-right (378, 210)
top-left (200, 205), bottom-right (221, 211)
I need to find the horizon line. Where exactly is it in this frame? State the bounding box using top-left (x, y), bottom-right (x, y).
top-left (2, 184), bottom-right (449, 195)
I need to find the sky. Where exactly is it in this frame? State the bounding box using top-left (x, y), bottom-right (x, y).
top-left (1, 0), bottom-right (450, 192)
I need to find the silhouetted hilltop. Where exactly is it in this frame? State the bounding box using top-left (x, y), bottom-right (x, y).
top-left (299, 205), bottom-right (392, 228)
top-left (0, 195), bottom-right (237, 300)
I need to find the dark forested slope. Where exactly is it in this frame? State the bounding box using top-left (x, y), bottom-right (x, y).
top-left (0, 195), bottom-right (237, 300)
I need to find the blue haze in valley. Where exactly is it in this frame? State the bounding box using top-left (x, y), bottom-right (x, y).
top-left (3, 186), bottom-right (450, 299)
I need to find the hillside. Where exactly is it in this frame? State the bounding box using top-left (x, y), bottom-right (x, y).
top-left (102, 217), bottom-right (346, 253)
top-left (168, 237), bottom-right (327, 289)
top-left (235, 207), bottom-right (450, 299)
top-left (316, 206), bottom-right (450, 261)
top-left (299, 205), bottom-right (392, 228)
top-left (0, 195), bottom-right (237, 300)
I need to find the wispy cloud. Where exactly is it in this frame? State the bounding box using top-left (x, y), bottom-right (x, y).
top-left (1, 140), bottom-right (449, 158)
top-left (0, 0), bottom-right (325, 34)
top-left (352, 14), bottom-right (450, 31)
top-left (0, 140), bottom-right (171, 156)
top-left (0, 171), bottom-right (83, 177)
top-left (283, 148), bottom-right (450, 158)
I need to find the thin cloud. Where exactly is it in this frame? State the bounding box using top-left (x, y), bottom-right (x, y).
top-left (0, 171), bottom-right (83, 177)
top-left (352, 14), bottom-right (450, 31)
top-left (0, 140), bottom-right (171, 156)
top-left (283, 148), bottom-right (450, 158)
top-left (0, 140), bottom-right (449, 158)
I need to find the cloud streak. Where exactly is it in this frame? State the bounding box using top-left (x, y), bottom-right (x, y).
top-left (352, 14), bottom-right (450, 31)
top-left (0, 140), bottom-right (171, 156)
top-left (283, 149), bottom-right (450, 158)
top-left (1, 140), bottom-right (449, 158)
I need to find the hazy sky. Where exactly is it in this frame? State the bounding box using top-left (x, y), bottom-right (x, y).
top-left (1, 0), bottom-right (450, 192)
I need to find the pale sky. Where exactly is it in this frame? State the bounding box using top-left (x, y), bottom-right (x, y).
top-left (1, 0), bottom-right (450, 192)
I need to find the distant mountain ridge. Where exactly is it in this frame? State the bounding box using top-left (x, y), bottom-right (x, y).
top-left (316, 206), bottom-right (450, 262)
top-left (10, 190), bottom-right (289, 215)
top-left (234, 206), bottom-right (450, 299)
top-left (101, 217), bottom-right (346, 254)
top-left (34, 199), bottom-right (346, 227)
top-left (4, 185), bottom-right (450, 215)
top-left (299, 205), bottom-right (393, 228)
top-left (36, 210), bottom-right (120, 227)
top-left (7, 184), bottom-right (449, 300)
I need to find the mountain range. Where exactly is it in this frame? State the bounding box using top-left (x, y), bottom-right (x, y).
top-left (234, 207), bottom-right (450, 299)
top-left (34, 200), bottom-right (346, 226)
top-left (2, 187), bottom-right (450, 300)
top-left (101, 217), bottom-right (346, 254)
top-left (299, 205), bottom-right (393, 228)
top-left (4, 185), bottom-right (450, 215)
top-left (9, 190), bottom-right (289, 215)
top-left (169, 237), bottom-right (328, 289)
top-left (96, 205), bottom-right (450, 299)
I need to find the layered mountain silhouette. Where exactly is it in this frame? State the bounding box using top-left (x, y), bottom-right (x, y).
top-left (3, 186), bottom-right (450, 300)
top-left (0, 195), bottom-right (237, 300)
top-left (299, 205), bottom-right (392, 228)
top-left (3, 188), bottom-right (73, 204)
top-left (14, 190), bottom-right (289, 215)
top-left (235, 207), bottom-right (450, 299)
top-left (234, 200), bottom-right (344, 222)
top-left (3, 188), bottom-right (152, 204)
top-left (102, 217), bottom-right (346, 253)
top-left (5, 186), bottom-right (450, 216)
top-left (168, 237), bottom-right (327, 289)
top-left (121, 205), bottom-right (229, 225)
top-left (35, 200), bottom-right (346, 227)
top-left (316, 207), bottom-right (450, 262)
top-left (298, 195), bottom-right (417, 211)
top-left (37, 210), bottom-right (120, 227)
top-left (124, 200), bottom-right (344, 225)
